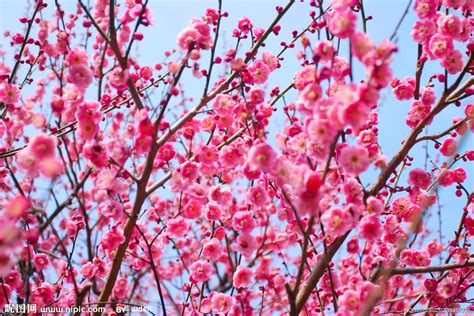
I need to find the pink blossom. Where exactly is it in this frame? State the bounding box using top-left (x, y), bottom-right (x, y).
top-left (108, 68), bottom-right (129, 90)
top-left (29, 133), bottom-right (57, 159)
top-left (392, 77), bottom-right (415, 100)
top-left (81, 262), bottom-right (96, 279)
top-left (326, 8), bottom-right (356, 39)
top-left (232, 211), bottom-right (256, 233)
top-left (406, 100), bottom-right (431, 128)
top-left (202, 238), bottom-right (222, 261)
top-left (65, 47), bottom-right (89, 66)
top-left (247, 143), bottom-right (276, 174)
top-left (359, 215), bottom-right (382, 241)
top-left (453, 167), bottom-right (466, 182)
top-left (437, 169), bottom-right (455, 186)
top-left (180, 161), bottom-right (199, 181)
top-left (157, 143), bottom-right (176, 162)
top-left (33, 253), bottom-right (50, 271)
top-left (414, 0), bottom-right (439, 19)
top-left (338, 145), bottom-right (370, 175)
top-left (237, 17), bottom-right (253, 34)
top-left (211, 293), bottom-right (234, 314)
top-left (443, 0), bottom-right (466, 9)
top-left (233, 266), bottom-right (253, 288)
top-left (5, 195), bottom-right (29, 219)
top-left (321, 207), bottom-right (352, 236)
top-left (236, 233), bottom-right (257, 258)
top-left (313, 40), bottom-right (335, 61)
top-left (0, 83), bottom-right (20, 104)
top-left (366, 196), bottom-right (383, 215)
top-left (439, 138), bottom-right (457, 157)
top-left (68, 64), bottom-right (93, 90)
top-left (438, 14), bottom-right (461, 37)
top-left (247, 185), bottom-right (268, 207)
top-left (83, 140), bottom-right (108, 168)
top-left (298, 83), bottom-right (323, 111)
top-left (338, 289), bottom-right (360, 313)
top-left (428, 33), bottom-right (454, 59)
top-left (351, 32), bottom-right (374, 61)
top-left (411, 20), bottom-right (436, 44)
top-left (76, 100), bottom-right (102, 140)
top-left (408, 168), bottom-right (431, 189)
top-left (167, 216), bottom-right (190, 238)
top-left (190, 260), bottom-right (213, 282)
top-left (441, 50), bottom-right (464, 74)
top-left (198, 145), bottom-right (218, 165)
top-left (248, 60), bottom-right (270, 84)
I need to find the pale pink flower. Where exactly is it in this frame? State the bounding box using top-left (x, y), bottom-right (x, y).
top-left (338, 289), bottom-right (360, 313)
top-left (33, 254), bottom-right (50, 271)
top-left (408, 168), bottom-right (431, 189)
top-left (359, 215), bottom-right (382, 240)
top-left (338, 145), bottom-right (370, 175)
top-left (232, 211), bottom-right (256, 233)
top-left (81, 262), bottom-right (96, 279)
top-left (202, 238), bottom-right (222, 261)
top-left (326, 8), bottom-right (356, 39)
top-left (68, 64), bottom-right (93, 90)
top-left (4, 195), bottom-right (29, 219)
top-left (0, 83), bottom-right (20, 104)
top-left (211, 293), bottom-right (234, 314)
top-left (439, 138), bottom-right (457, 157)
top-left (233, 266), bottom-right (253, 288)
top-left (247, 143), bottom-right (276, 174)
top-left (236, 233), bottom-right (257, 258)
top-left (190, 260), bottom-right (213, 283)
top-left (321, 207), bottom-right (352, 236)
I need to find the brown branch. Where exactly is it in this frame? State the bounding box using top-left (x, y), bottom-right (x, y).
top-left (388, 260), bottom-right (474, 276)
top-left (415, 117), bottom-right (470, 144)
top-left (107, 0), bottom-right (144, 110)
top-left (293, 232), bottom-right (348, 315)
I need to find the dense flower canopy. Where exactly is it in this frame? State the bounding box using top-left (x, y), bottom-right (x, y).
top-left (0, 0), bottom-right (473, 315)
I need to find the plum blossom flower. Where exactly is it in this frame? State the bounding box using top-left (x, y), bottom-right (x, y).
top-left (4, 195), bottom-right (29, 219)
top-left (33, 253), bottom-right (50, 271)
top-left (202, 238), bottom-right (222, 261)
top-left (81, 262), bottom-right (96, 279)
top-left (321, 207), bottom-right (352, 236)
top-left (439, 138), bottom-right (457, 157)
top-left (232, 211), bottom-right (256, 233)
top-left (0, 83), bottom-right (20, 104)
top-left (211, 293), bottom-right (235, 314)
top-left (68, 64), bottom-right (93, 90)
top-left (408, 168), bottom-right (431, 189)
top-left (235, 233), bottom-right (257, 258)
top-left (359, 215), bottom-right (382, 240)
top-left (233, 266), bottom-right (253, 288)
top-left (338, 145), bottom-right (370, 175)
top-left (247, 143), bottom-right (276, 174)
top-left (190, 260), bottom-right (213, 283)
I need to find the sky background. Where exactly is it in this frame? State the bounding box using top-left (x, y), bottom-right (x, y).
top-left (0, 0), bottom-right (472, 311)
